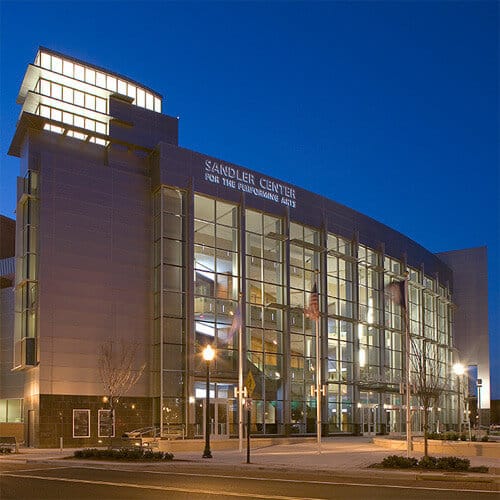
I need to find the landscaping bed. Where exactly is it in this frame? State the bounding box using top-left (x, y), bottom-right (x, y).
top-left (370, 454), bottom-right (488, 473)
top-left (74, 448), bottom-right (174, 461)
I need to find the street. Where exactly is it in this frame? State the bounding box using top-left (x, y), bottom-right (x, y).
top-left (1, 462), bottom-right (498, 499)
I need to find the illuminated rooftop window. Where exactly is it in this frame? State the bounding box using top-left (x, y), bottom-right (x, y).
top-left (15, 47), bottom-right (163, 146)
top-left (34, 48), bottom-right (162, 113)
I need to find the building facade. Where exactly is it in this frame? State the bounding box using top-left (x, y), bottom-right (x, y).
top-left (4, 48), bottom-right (490, 447)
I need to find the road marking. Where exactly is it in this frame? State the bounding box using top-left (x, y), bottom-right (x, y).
top-left (11, 466), bottom-right (498, 495)
top-left (0, 473), bottom-right (322, 500)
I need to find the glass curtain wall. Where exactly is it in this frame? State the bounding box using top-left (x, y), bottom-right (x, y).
top-left (14, 170), bottom-right (39, 368)
top-left (152, 186), bottom-right (186, 436)
top-left (193, 195), bottom-right (240, 435)
top-left (288, 222), bottom-right (322, 434)
top-left (326, 235), bottom-right (355, 432)
top-left (245, 210), bottom-right (285, 434)
top-left (159, 190), bottom-right (457, 437)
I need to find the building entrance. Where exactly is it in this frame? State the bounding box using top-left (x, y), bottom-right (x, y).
top-left (203, 398), bottom-right (229, 439)
top-left (360, 405), bottom-right (377, 435)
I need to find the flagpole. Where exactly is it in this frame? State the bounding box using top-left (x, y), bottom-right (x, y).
top-left (315, 270), bottom-right (322, 454)
top-left (404, 274), bottom-right (411, 457)
top-left (315, 314), bottom-right (322, 454)
top-left (238, 292), bottom-right (244, 453)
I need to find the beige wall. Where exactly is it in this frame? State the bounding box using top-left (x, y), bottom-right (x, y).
top-left (28, 134), bottom-right (152, 398)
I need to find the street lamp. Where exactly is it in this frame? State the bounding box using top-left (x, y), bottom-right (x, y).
top-left (453, 363), bottom-right (465, 433)
top-left (202, 344), bottom-right (215, 459)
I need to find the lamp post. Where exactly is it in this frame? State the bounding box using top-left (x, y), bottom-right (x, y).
top-left (202, 344), bottom-right (215, 458)
top-left (453, 363), bottom-right (465, 433)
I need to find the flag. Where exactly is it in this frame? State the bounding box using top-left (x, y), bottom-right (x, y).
top-left (385, 280), bottom-right (406, 308)
top-left (227, 304), bottom-right (242, 340)
top-left (306, 282), bottom-right (320, 320)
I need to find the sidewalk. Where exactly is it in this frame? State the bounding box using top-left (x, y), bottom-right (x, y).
top-left (1, 437), bottom-right (499, 479)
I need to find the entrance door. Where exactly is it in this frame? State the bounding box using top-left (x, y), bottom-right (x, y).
top-left (204, 398), bottom-right (229, 439)
top-left (361, 406), bottom-right (376, 436)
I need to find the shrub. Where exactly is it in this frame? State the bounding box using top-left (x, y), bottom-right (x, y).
top-left (381, 455), bottom-right (418, 469)
top-left (418, 456), bottom-right (438, 469)
top-left (460, 434), bottom-right (467, 441)
top-left (481, 435), bottom-right (489, 442)
top-left (0, 447), bottom-right (12, 454)
top-left (471, 435), bottom-right (477, 442)
top-left (435, 456), bottom-right (470, 471)
top-left (73, 448), bottom-right (174, 461)
top-left (444, 432), bottom-right (459, 441)
top-left (380, 455), bottom-right (472, 471)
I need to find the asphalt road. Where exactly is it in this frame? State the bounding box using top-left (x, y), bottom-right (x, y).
top-left (1, 462), bottom-right (498, 499)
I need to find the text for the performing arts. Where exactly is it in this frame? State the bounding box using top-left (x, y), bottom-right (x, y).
top-left (203, 159), bottom-right (297, 208)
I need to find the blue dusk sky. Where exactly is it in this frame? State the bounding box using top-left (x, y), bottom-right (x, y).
top-left (1, 2), bottom-right (498, 397)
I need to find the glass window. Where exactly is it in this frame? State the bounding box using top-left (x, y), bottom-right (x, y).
top-left (74, 64), bottom-right (85, 81)
top-left (106, 75), bottom-right (117, 92)
top-left (63, 86), bottom-right (73, 103)
top-left (95, 97), bottom-right (106, 113)
top-left (74, 90), bottom-right (84, 107)
top-left (40, 52), bottom-right (51, 69)
top-left (96, 72), bottom-right (106, 88)
top-left (40, 79), bottom-right (51, 96)
top-left (85, 68), bottom-right (96, 85)
top-left (118, 80), bottom-right (127, 95)
top-left (62, 60), bottom-right (74, 77)
top-left (85, 94), bottom-right (96, 110)
top-left (154, 97), bottom-right (161, 112)
top-left (52, 56), bottom-right (63, 73)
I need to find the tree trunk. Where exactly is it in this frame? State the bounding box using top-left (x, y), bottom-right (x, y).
top-left (423, 407), bottom-right (429, 457)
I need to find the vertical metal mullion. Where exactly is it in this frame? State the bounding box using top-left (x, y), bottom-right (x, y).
top-left (283, 209), bottom-right (291, 434)
top-left (159, 188), bottom-right (164, 438)
top-left (352, 232), bottom-right (360, 434)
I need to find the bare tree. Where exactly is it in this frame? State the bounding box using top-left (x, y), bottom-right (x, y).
top-left (410, 338), bottom-right (446, 457)
top-left (98, 340), bottom-right (146, 444)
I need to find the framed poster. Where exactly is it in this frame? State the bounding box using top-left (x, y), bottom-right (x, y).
top-left (72, 409), bottom-right (90, 438)
top-left (98, 409), bottom-right (115, 438)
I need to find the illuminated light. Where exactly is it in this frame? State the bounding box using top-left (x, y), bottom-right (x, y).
top-left (102, 396), bottom-right (109, 403)
top-left (367, 298), bottom-right (374, 324)
top-left (202, 344), bottom-right (215, 361)
top-left (189, 396), bottom-right (195, 404)
top-left (358, 323), bottom-right (364, 340)
top-left (453, 363), bottom-right (465, 376)
top-left (359, 348), bottom-right (366, 367)
top-left (131, 404), bottom-right (136, 410)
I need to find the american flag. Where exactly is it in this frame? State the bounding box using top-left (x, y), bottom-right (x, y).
top-left (227, 304), bottom-right (242, 340)
top-left (385, 280), bottom-right (406, 308)
top-left (306, 282), bottom-right (320, 320)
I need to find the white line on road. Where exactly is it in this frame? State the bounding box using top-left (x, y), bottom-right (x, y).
top-left (0, 472), bottom-right (322, 500)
